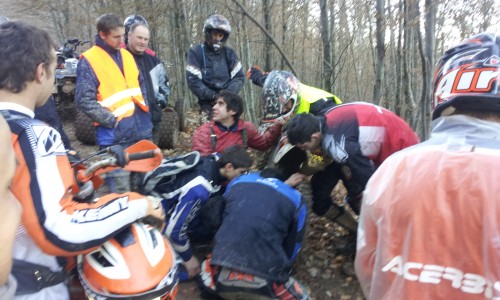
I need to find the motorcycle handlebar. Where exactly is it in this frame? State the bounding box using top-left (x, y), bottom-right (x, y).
top-left (127, 149), bottom-right (160, 161)
top-left (82, 149), bottom-right (160, 178)
top-left (62, 39), bottom-right (90, 52)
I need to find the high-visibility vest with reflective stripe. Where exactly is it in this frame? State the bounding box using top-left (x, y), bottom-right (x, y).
top-left (81, 46), bottom-right (148, 121)
top-left (296, 83), bottom-right (342, 114)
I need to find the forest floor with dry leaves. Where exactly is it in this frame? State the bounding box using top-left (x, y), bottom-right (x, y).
top-left (64, 109), bottom-right (364, 300)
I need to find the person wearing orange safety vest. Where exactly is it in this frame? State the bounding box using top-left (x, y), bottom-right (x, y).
top-left (76, 13), bottom-right (152, 149)
top-left (76, 13), bottom-right (152, 193)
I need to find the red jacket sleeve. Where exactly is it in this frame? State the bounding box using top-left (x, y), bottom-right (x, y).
top-left (246, 121), bottom-right (283, 151)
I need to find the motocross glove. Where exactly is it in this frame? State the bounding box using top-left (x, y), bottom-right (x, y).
top-left (108, 145), bottom-right (127, 167)
top-left (246, 65), bottom-right (263, 80)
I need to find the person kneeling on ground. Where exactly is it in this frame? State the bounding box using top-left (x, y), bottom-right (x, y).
top-left (148, 145), bottom-right (253, 280)
top-left (199, 168), bottom-right (310, 300)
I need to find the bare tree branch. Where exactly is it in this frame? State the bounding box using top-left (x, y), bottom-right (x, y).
top-left (230, 0), bottom-right (296, 75)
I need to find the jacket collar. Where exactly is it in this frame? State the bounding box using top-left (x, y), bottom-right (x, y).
top-left (95, 34), bottom-right (120, 54)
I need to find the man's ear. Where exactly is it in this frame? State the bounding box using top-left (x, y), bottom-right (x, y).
top-left (311, 132), bottom-right (321, 140)
top-left (225, 162), bottom-right (234, 172)
top-left (221, 162), bottom-right (234, 177)
top-left (34, 63), bottom-right (46, 83)
top-left (228, 110), bottom-right (237, 117)
top-left (98, 31), bottom-right (107, 40)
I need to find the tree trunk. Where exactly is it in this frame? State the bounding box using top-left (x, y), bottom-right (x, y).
top-left (263, 0), bottom-right (272, 70)
top-left (402, 0), bottom-right (417, 124)
top-left (320, 0), bottom-right (332, 89)
top-left (419, 0), bottom-right (437, 139)
top-left (231, 0), bottom-right (296, 74)
top-left (373, 0), bottom-right (385, 104)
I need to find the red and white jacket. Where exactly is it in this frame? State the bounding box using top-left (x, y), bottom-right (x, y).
top-left (320, 102), bottom-right (419, 198)
top-left (355, 115), bottom-right (500, 299)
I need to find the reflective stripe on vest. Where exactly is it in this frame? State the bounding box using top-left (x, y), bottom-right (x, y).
top-left (296, 83), bottom-right (342, 114)
top-left (82, 46), bottom-right (148, 121)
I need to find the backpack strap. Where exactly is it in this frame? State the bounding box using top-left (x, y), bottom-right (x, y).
top-left (241, 127), bottom-right (248, 148)
top-left (209, 124), bottom-right (217, 153)
top-left (210, 124), bottom-right (248, 152)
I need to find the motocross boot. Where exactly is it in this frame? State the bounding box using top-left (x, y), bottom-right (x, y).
top-left (324, 204), bottom-right (358, 255)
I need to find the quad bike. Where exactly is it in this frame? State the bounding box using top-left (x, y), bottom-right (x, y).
top-left (75, 98), bottom-right (185, 150)
top-left (53, 38), bottom-right (89, 119)
top-left (69, 140), bottom-right (179, 299)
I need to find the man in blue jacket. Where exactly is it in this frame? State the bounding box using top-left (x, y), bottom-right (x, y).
top-left (199, 168), bottom-right (310, 300)
top-left (186, 14), bottom-right (244, 123)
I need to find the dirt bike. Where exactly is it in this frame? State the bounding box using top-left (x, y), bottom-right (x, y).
top-left (53, 38), bottom-right (89, 119)
top-left (69, 140), bottom-right (179, 299)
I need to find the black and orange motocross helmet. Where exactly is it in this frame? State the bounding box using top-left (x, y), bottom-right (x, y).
top-left (432, 32), bottom-right (500, 120)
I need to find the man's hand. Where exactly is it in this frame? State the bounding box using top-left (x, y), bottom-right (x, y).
top-left (184, 256), bottom-right (201, 279)
top-left (108, 145), bottom-right (127, 167)
top-left (285, 172), bottom-right (305, 187)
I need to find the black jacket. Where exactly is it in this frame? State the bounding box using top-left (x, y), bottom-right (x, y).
top-left (186, 42), bottom-right (244, 103)
top-left (128, 49), bottom-right (170, 124)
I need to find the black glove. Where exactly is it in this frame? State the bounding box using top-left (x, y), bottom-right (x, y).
top-left (158, 97), bottom-right (168, 109)
top-left (73, 181), bottom-right (95, 203)
top-left (108, 145), bottom-right (127, 167)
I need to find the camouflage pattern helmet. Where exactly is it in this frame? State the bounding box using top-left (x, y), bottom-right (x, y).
top-left (261, 70), bottom-right (301, 122)
top-left (203, 14), bottom-right (231, 43)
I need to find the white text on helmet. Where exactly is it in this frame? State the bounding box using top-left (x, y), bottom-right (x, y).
top-left (382, 255), bottom-right (500, 299)
top-left (435, 65), bottom-right (500, 106)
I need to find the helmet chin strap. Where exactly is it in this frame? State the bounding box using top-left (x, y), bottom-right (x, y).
top-left (212, 43), bottom-right (221, 51)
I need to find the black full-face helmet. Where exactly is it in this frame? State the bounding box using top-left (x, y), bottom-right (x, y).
top-left (432, 32), bottom-right (500, 120)
top-left (203, 14), bottom-right (231, 49)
